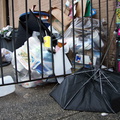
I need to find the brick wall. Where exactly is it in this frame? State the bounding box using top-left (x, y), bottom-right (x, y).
top-left (0, 0), bottom-right (3, 28)
top-left (8, 0), bottom-right (67, 28)
top-left (7, 0), bottom-right (115, 28)
top-left (0, 0), bottom-right (116, 28)
top-left (0, 0), bottom-right (7, 28)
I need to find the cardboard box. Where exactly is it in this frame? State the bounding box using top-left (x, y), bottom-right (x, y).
top-left (64, 6), bottom-right (70, 16)
top-left (51, 8), bottom-right (72, 33)
top-left (76, 0), bottom-right (87, 17)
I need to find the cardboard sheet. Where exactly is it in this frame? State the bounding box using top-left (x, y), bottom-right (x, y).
top-left (76, 0), bottom-right (87, 17)
top-left (51, 8), bottom-right (72, 33)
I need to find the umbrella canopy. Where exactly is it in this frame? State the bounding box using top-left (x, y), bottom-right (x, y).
top-left (50, 68), bottom-right (120, 113)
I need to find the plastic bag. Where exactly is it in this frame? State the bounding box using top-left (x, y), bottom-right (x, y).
top-left (56, 37), bottom-right (92, 54)
top-left (15, 31), bottom-right (43, 70)
top-left (1, 48), bottom-right (12, 62)
top-left (21, 72), bottom-right (44, 88)
top-left (12, 31), bottom-right (54, 88)
top-left (0, 25), bottom-right (13, 40)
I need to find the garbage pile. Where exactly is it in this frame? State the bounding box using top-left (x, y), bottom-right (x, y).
top-left (12, 31), bottom-right (72, 87)
top-left (0, 25), bottom-right (13, 66)
top-left (63, 17), bottom-right (106, 66)
top-left (0, 25), bottom-right (13, 40)
top-left (4, 0), bottom-right (107, 88)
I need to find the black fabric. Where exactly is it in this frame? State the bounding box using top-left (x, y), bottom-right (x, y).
top-left (15, 10), bottom-right (56, 49)
top-left (0, 61), bottom-right (11, 67)
top-left (15, 21), bottom-right (31, 49)
top-left (50, 68), bottom-right (120, 113)
top-left (0, 37), bottom-right (13, 52)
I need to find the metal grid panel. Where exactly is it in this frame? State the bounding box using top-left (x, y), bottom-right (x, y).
top-left (0, 0), bottom-right (116, 86)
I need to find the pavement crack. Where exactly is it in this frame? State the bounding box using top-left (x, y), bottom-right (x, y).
top-left (55, 111), bottom-right (80, 120)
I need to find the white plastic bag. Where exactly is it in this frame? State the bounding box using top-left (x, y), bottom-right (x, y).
top-left (21, 76), bottom-right (43, 88)
top-left (1, 48), bottom-right (12, 62)
top-left (15, 31), bottom-right (42, 70)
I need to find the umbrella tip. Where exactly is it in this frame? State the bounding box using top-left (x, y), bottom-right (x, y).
top-left (101, 113), bottom-right (108, 116)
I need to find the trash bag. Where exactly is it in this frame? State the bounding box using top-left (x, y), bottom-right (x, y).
top-left (15, 9), bottom-right (57, 49)
top-left (0, 25), bottom-right (13, 41)
top-left (1, 48), bottom-right (12, 62)
top-left (0, 48), bottom-right (12, 67)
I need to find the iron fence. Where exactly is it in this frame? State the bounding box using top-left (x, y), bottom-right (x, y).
top-left (0, 0), bottom-right (116, 87)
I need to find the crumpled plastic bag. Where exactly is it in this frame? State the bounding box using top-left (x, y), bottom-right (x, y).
top-left (64, 17), bottom-right (106, 48)
top-left (20, 71), bottom-right (45, 88)
top-left (55, 37), bottom-right (92, 54)
top-left (1, 48), bottom-right (12, 62)
top-left (12, 31), bottom-right (49, 88)
top-left (62, 17), bottom-right (107, 62)
top-left (0, 25), bottom-right (13, 40)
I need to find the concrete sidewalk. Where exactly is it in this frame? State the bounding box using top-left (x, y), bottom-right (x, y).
top-left (0, 65), bottom-right (120, 120)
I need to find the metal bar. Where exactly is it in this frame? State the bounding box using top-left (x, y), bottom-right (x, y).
top-left (90, 0), bottom-right (94, 67)
top-left (25, 0), bottom-right (31, 81)
top-left (61, 0), bottom-right (66, 76)
top-left (81, 0), bottom-right (85, 67)
top-left (99, 70), bottom-right (103, 94)
top-left (106, 0), bottom-right (109, 68)
top-left (98, 0), bottom-right (102, 67)
top-left (11, 0), bottom-right (18, 83)
top-left (49, 0), bottom-right (55, 76)
top-left (0, 35), bottom-right (4, 85)
top-left (38, 0), bottom-right (44, 78)
top-left (72, 0), bottom-right (75, 71)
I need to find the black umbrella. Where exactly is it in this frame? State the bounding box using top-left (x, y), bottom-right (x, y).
top-left (50, 67), bottom-right (120, 113)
